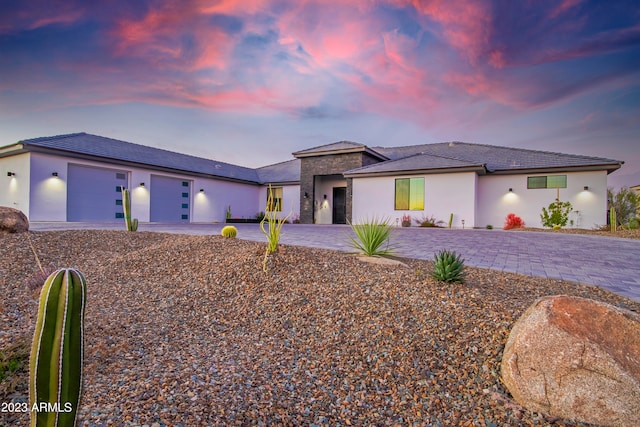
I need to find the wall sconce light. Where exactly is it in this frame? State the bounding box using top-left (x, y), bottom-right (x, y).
top-left (508, 188), bottom-right (513, 193)
top-left (51, 172), bottom-right (58, 177)
top-left (199, 188), bottom-right (204, 193)
top-left (139, 182), bottom-right (145, 187)
top-left (583, 186), bottom-right (589, 191)
top-left (304, 192), bottom-right (309, 199)
top-left (7, 171), bottom-right (15, 177)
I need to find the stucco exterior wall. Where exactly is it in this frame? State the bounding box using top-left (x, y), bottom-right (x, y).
top-left (0, 152), bottom-right (30, 216)
top-left (258, 185), bottom-right (301, 221)
top-left (193, 179), bottom-right (259, 223)
top-left (476, 170), bottom-right (609, 229)
top-left (17, 153), bottom-right (260, 223)
top-left (351, 172), bottom-right (477, 227)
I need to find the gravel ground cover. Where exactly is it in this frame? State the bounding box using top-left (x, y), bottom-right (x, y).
top-left (1, 230), bottom-right (638, 426)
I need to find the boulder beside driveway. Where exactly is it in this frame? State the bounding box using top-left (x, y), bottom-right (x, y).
top-left (501, 295), bottom-right (640, 427)
top-left (0, 206), bottom-right (29, 233)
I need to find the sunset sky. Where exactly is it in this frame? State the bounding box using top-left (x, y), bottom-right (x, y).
top-left (1, 0), bottom-right (639, 187)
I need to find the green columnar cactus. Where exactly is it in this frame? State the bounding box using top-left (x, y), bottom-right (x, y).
top-left (30, 268), bottom-right (87, 427)
top-left (448, 213), bottom-right (453, 228)
top-left (221, 225), bottom-right (237, 238)
top-left (121, 187), bottom-right (138, 231)
top-left (610, 207), bottom-right (617, 233)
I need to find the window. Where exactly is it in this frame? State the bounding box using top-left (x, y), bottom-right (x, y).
top-left (115, 199), bottom-right (122, 206)
top-left (181, 203), bottom-right (188, 209)
top-left (182, 181), bottom-right (189, 187)
top-left (182, 192), bottom-right (189, 198)
top-left (527, 175), bottom-right (567, 189)
top-left (395, 178), bottom-right (424, 210)
top-left (266, 187), bottom-right (283, 212)
top-left (116, 173), bottom-right (126, 180)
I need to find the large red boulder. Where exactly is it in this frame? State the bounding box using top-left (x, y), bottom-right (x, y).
top-left (0, 206), bottom-right (29, 233)
top-left (501, 295), bottom-right (640, 426)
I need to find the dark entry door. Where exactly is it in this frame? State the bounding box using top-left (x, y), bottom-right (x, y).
top-left (333, 187), bottom-right (347, 224)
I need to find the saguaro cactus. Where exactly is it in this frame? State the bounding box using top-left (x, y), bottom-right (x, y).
top-left (121, 187), bottom-right (138, 231)
top-left (30, 268), bottom-right (87, 427)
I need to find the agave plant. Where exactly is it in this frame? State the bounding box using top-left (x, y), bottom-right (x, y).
top-left (431, 249), bottom-right (465, 283)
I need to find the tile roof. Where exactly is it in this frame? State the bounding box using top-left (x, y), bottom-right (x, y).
top-left (256, 159), bottom-right (300, 184)
top-left (373, 142), bottom-right (622, 173)
top-left (345, 152), bottom-right (485, 176)
top-left (20, 133), bottom-right (260, 183)
top-left (293, 141), bottom-right (388, 160)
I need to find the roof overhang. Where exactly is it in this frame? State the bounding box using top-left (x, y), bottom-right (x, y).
top-left (5, 143), bottom-right (261, 185)
top-left (488, 163), bottom-right (624, 176)
top-left (293, 146), bottom-right (389, 161)
top-left (0, 143), bottom-right (27, 158)
top-left (344, 165), bottom-right (486, 178)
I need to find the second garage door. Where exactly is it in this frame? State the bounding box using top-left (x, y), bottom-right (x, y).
top-left (67, 164), bottom-right (128, 222)
top-left (150, 175), bottom-right (191, 222)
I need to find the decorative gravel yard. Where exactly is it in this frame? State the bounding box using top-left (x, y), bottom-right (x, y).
top-left (1, 230), bottom-right (638, 426)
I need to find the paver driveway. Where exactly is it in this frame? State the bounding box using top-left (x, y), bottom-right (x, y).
top-left (31, 222), bottom-right (640, 301)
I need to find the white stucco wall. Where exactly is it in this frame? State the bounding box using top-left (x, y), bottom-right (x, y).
top-left (193, 180), bottom-right (260, 223)
top-left (0, 153), bottom-right (30, 215)
top-left (351, 172), bottom-right (477, 227)
top-left (258, 185), bottom-right (301, 221)
top-left (314, 176), bottom-right (347, 224)
top-left (476, 170), bottom-right (609, 229)
top-left (30, 153), bottom-right (69, 221)
top-left (6, 152), bottom-right (261, 223)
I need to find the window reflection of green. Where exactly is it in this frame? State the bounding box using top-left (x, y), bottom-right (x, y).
top-left (395, 178), bottom-right (424, 210)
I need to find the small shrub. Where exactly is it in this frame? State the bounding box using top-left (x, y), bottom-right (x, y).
top-left (414, 214), bottom-right (444, 227)
top-left (504, 213), bottom-right (525, 230)
top-left (221, 225), bottom-right (237, 238)
top-left (255, 211), bottom-right (266, 222)
top-left (261, 185), bottom-right (291, 271)
top-left (486, 224), bottom-right (493, 230)
top-left (431, 249), bottom-right (465, 283)
top-left (401, 214), bottom-right (412, 227)
top-left (348, 217), bottom-right (396, 256)
top-left (540, 198), bottom-right (572, 229)
top-left (628, 217), bottom-right (639, 230)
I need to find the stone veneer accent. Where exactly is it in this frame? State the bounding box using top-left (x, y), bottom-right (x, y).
top-left (298, 152), bottom-right (382, 224)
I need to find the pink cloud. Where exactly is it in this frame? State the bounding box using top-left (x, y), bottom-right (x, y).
top-left (549, 0), bottom-right (583, 19)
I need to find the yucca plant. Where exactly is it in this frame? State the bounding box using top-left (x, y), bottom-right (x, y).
top-left (121, 187), bottom-right (138, 232)
top-left (221, 225), bottom-right (237, 238)
top-left (30, 268), bottom-right (87, 427)
top-left (431, 249), bottom-right (465, 283)
top-left (348, 216), bottom-right (396, 257)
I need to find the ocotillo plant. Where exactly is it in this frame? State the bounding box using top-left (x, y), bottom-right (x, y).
top-left (30, 268), bottom-right (87, 427)
top-left (121, 187), bottom-right (138, 231)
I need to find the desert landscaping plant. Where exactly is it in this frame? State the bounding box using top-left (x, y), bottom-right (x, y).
top-left (431, 249), bottom-right (465, 283)
top-left (540, 198), bottom-right (572, 229)
top-left (414, 214), bottom-right (444, 227)
top-left (608, 186), bottom-right (639, 228)
top-left (401, 214), bottom-right (412, 227)
top-left (120, 187), bottom-right (138, 232)
top-left (348, 217), bottom-right (396, 257)
top-left (30, 268), bottom-right (87, 427)
top-left (260, 185), bottom-right (291, 271)
top-left (503, 213), bottom-right (525, 230)
top-left (221, 225), bottom-right (237, 238)
top-left (448, 213), bottom-right (454, 228)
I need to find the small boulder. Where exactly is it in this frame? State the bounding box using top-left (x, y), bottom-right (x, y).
top-left (501, 295), bottom-right (640, 426)
top-left (0, 206), bottom-right (29, 233)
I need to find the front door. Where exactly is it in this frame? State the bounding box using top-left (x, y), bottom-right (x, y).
top-left (333, 187), bottom-right (347, 224)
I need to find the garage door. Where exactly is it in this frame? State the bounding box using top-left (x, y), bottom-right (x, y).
top-left (150, 175), bottom-right (191, 222)
top-left (67, 164), bottom-right (128, 222)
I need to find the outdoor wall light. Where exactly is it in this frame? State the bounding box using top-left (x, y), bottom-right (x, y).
top-left (7, 172), bottom-right (15, 177)
top-left (199, 188), bottom-right (204, 193)
top-left (508, 188), bottom-right (513, 193)
top-left (304, 192), bottom-right (309, 199)
top-left (584, 186), bottom-right (589, 191)
top-left (140, 182), bottom-right (145, 187)
top-left (52, 172), bottom-right (58, 177)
